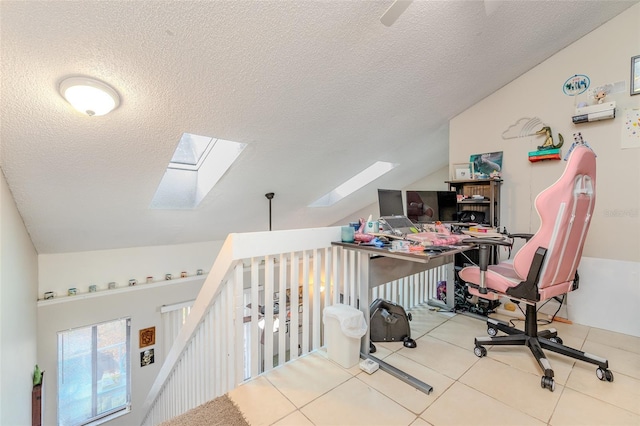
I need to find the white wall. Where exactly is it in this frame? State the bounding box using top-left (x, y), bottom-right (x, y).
top-left (38, 240), bottom-right (223, 298)
top-left (37, 277), bottom-right (205, 426)
top-left (0, 169), bottom-right (38, 425)
top-left (450, 5), bottom-right (640, 335)
top-left (405, 165), bottom-right (450, 192)
top-left (36, 239), bottom-right (224, 425)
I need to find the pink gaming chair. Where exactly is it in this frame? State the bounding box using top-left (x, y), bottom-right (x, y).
top-left (459, 144), bottom-right (612, 392)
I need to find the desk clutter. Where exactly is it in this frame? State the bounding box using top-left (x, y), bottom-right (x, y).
top-left (341, 214), bottom-right (503, 254)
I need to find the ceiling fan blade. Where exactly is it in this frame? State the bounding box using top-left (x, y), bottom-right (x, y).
top-left (380, 0), bottom-right (413, 27)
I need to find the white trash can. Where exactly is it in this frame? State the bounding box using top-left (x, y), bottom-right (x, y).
top-left (322, 304), bottom-right (368, 368)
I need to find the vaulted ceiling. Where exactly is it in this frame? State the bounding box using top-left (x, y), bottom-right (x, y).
top-left (1, 0), bottom-right (636, 254)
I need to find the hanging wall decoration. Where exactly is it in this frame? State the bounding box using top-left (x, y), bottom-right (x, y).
top-left (562, 74), bottom-right (590, 97)
top-left (501, 118), bottom-right (563, 163)
top-left (139, 326), bottom-right (156, 348)
top-left (140, 349), bottom-right (155, 367)
top-left (501, 117), bottom-right (545, 140)
top-left (528, 126), bottom-right (563, 162)
top-left (469, 152), bottom-right (502, 178)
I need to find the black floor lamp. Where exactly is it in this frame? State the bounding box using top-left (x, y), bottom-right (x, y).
top-left (265, 192), bottom-right (275, 231)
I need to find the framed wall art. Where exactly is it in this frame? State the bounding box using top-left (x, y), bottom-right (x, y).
top-left (452, 162), bottom-right (474, 180)
top-left (139, 326), bottom-right (156, 348)
top-left (631, 55), bottom-right (640, 96)
top-left (469, 151), bottom-right (503, 178)
top-left (140, 349), bottom-right (155, 367)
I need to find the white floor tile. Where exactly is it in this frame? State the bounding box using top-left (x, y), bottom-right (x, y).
top-left (265, 352), bottom-right (352, 408)
top-left (427, 315), bottom-right (487, 349)
top-left (398, 335), bottom-right (479, 379)
top-left (459, 356), bottom-right (562, 422)
top-left (272, 410), bottom-right (315, 426)
top-left (300, 377), bottom-right (417, 425)
top-left (225, 311), bottom-right (640, 426)
top-left (228, 376), bottom-right (297, 426)
top-left (566, 361), bottom-right (640, 415)
top-left (586, 327), bottom-right (640, 355)
top-left (421, 382), bottom-right (545, 426)
top-left (550, 387), bottom-right (640, 425)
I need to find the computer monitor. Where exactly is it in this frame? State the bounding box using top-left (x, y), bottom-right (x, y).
top-left (377, 189), bottom-right (404, 217)
top-left (405, 190), bottom-right (457, 223)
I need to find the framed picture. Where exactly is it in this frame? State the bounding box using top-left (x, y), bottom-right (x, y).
top-left (469, 151), bottom-right (503, 178)
top-left (140, 349), bottom-right (155, 367)
top-left (632, 55), bottom-right (640, 96)
top-left (139, 326), bottom-right (156, 348)
top-left (452, 162), bottom-right (474, 180)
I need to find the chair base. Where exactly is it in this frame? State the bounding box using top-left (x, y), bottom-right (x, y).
top-left (485, 317), bottom-right (559, 340)
top-left (473, 305), bottom-right (613, 391)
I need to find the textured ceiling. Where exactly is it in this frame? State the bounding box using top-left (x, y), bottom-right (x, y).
top-left (1, 0), bottom-right (636, 254)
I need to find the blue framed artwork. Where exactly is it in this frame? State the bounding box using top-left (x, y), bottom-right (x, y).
top-left (470, 151), bottom-right (503, 178)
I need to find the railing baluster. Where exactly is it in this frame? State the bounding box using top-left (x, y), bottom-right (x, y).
top-left (349, 250), bottom-right (356, 306)
top-left (332, 246), bottom-right (340, 305)
top-left (302, 251), bottom-right (310, 354)
top-left (290, 252), bottom-right (300, 362)
top-left (278, 253), bottom-right (287, 365)
top-left (264, 256), bottom-right (275, 370)
top-left (250, 258), bottom-right (260, 377)
top-left (312, 248), bottom-right (321, 350)
top-left (324, 247), bottom-right (331, 318)
top-left (233, 263), bottom-right (244, 386)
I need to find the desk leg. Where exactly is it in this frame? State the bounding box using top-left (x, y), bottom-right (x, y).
top-left (357, 251), bottom-right (371, 356)
top-left (357, 250), bottom-right (434, 395)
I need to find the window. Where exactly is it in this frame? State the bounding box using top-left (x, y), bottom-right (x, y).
top-left (58, 318), bottom-right (131, 426)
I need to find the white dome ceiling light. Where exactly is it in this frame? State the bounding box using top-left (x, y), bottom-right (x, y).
top-left (59, 77), bottom-right (120, 116)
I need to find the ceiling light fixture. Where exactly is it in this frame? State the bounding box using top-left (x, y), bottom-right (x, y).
top-left (59, 77), bottom-right (120, 116)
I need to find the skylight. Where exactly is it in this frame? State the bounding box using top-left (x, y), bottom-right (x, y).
top-left (309, 161), bottom-right (398, 207)
top-left (170, 133), bottom-right (214, 169)
top-left (150, 133), bottom-right (246, 209)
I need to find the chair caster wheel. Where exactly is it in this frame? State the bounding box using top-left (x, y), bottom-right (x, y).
top-left (474, 345), bottom-right (487, 357)
top-left (541, 376), bottom-right (555, 392)
top-left (549, 337), bottom-right (563, 345)
top-left (596, 368), bottom-right (614, 382)
top-left (487, 326), bottom-right (497, 337)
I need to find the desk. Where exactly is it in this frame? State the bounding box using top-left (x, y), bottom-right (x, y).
top-left (331, 242), bottom-right (473, 394)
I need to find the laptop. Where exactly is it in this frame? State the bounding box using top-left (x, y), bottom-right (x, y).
top-left (379, 215), bottom-right (419, 236)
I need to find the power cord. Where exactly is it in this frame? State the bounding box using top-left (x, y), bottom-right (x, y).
top-left (508, 294), bottom-right (566, 327)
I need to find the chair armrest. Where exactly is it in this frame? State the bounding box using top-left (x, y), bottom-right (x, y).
top-left (462, 237), bottom-right (512, 247)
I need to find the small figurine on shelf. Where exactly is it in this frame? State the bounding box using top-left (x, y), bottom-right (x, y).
top-left (490, 170), bottom-right (501, 179)
top-left (33, 364), bottom-right (43, 386)
top-left (590, 84), bottom-right (613, 104)
top-left (535, 126), bottom-right (563, 150)
top-left (593, 90), bottom-right (607, 104)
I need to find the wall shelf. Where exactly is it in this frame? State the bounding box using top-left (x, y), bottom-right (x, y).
top-left (37, 274), bottom-right (207, 307)
top-left (445, 178), bottom-right (502, 228)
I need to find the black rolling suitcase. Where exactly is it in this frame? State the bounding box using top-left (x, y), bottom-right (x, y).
top-left (369, 299), bottom-right (416, 348)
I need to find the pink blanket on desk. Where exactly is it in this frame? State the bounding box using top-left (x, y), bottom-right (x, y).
top-left (405, 232), bottom-right (466, 246)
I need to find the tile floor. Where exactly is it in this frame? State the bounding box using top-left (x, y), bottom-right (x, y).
top-left (229, 305), bottom-right (640, 426)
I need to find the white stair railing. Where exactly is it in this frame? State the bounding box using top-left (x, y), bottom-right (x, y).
top-left (141, 227), bottom-right (450, 425)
